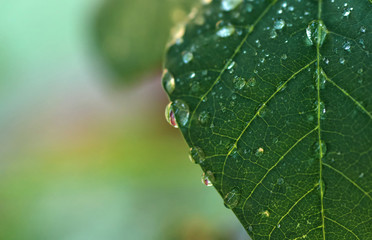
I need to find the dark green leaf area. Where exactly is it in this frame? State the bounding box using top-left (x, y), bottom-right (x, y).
top-left (164, 0), bottom-right (372, 239)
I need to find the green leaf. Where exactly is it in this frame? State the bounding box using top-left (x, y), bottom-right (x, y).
top-left (163, 0), bottom-right (372, 239)
top-left (94, 0), bottom-right (198, 83)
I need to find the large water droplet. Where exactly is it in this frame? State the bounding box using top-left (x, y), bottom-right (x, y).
top-left (221, 0), bottom-right (243, 11)
top-left (274, 19), bottom-right (285, 30)
top-left (189, 147), bottom-right (205, 164)
top-left (182, 51), bottom-right (194, 64)
top-left (198, 111), bottom-right (211, 126)
top-left (216, 24), bottom-right (235, 38)
top-left (224, 188), bottom-right (241, 209)
top-left (202, 171), bottom-right (215, 186)
top-left (165, 100), bottom-right (190, 128)
top-left (343, 7), bottom-right (353, 17)
top-left (165, 102), bottom-right (177, 128)
top-left (162, 69), bottom-right (175, 94)
top-left (314, 68), bottom-right (327, 90)
top-left (306, 20), bottom-right (328, 46)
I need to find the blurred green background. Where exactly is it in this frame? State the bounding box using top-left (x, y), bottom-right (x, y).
top-left (0, 0), bottom-right (248, 239)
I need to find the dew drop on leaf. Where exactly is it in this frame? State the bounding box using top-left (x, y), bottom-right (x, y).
top-left (189, 146), bottom-right (205, 164)
top-left (224, 188), bottom-right (241, 209)
top-left (202, 170), bottom-right (215, 186)
top-left (274, 19), bottom-right (285, 30)
top-left (255, 147), bottom-right (264, 157)
top-left (162, 69), bottom-right (175, 94)
top-left (312, 141), bottom-right (327, 157)
top-left (233, 76), bottom-right (246, 90)
top-left (216, 24), bottom-right (235, 38)
top-left (182, 51), bottom-right (194, 64)
top-left (277, 178), bottom-right (284, 185)
top-left (306, 20), bottom-right (328, 46)
top-left (221, 0), bottom-right (243, 12)
top-left (198, 111), bottom-right (211, 126)
top-left (165, 100), bottom-right (190, 128)
top-left (343, 41), bottom-right (351, 52)
top-left (165, 102), bottom-right (178, 128)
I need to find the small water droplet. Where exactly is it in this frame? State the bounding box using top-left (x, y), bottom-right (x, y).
top-left (360, 26), bottom-right (366, 33)
top-left (270, 29), bottom-right (278, 39)
top-left (182, 51), bottom-right (193, 64)
top-left (359, 173), bottom-right (364, 178)
top-left (288, 6), bottom-right (294, 11)
top-left (221, 0), bottom-right (243, 11)
top-left (343, 41), bottom-right (351, 52)
top-left (281, 54), bottom-right (287, 60)
top-left (248, 226), bottom-right (253, 232)
top-left (277, 178), bottom-right (284, 185)
top-left (246, 3), bottom-right (253, 12)
top-left (342, 7), bottom-right (353, 17)
top-left (216, 24), bottom-right (235, 38)
top-left (202, 171), bottom-right (215, 186)
top-left (274, 19), bottom-right (285, 30)
top-left (306, 20), bottom-right (328, 46)
top-left (262, 210), bottom-right (270, 217)
top-left (312, 140), bottom-right (327, 157)
top-left (247, 77), bottom-right (256, 87)
top-left (224, 188), bottom-right (241, 209)
top-left (233, 76), bottom-right (246, 90)
top-left (162, 69), bottom-right (175, 94)
top-left (189, 147), bottom-right (205, 164)
top-left (255, 147), bottom-right (264, 157)
top-left (339, 57), bottom-right (345, 64)
top-left (198, 111), bottom-right (211, 126)
top-left (227, 60), bottom-right (236, 70)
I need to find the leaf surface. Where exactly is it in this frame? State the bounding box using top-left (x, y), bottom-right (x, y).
top-left (163, 0), bottom-right (372, 239)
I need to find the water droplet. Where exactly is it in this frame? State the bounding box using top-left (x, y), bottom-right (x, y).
top-left (360, 26), bottom-right (366, 33)
top-left (198, 111), bottom-right (211, 126)
top-left (162, 69), bottom-right (175, 94)
top-left (182, 51), bottom-right (193, 64)
top-left (246, 3), bottom-right (253, 12)
top-left (248, 226), bottom-right (253, 232)
top-left (224, 188), bottom-right (241, 209)
top-left (339, 57), bottom-right (345, 64)
top-left (216, 24), bottom-right (235, 38)
top-left (343, 7), bottom-right (353, 17)
top-left (288, 6), bottom-right (294, 11)
top-left (314, 68), bottom-right (327, 90)
top-left (247, 77), bottom-right (256, 87)
top-left (165, 102), bottom-right (177, 128)
top-left (343, 41), bottom-right (351, 52)
top-left (166, 100), bottom-right (190, 128)
top-left (312, 140), bottom-right (327, 157)
top-left (281, 54), bottom-right (287, 60)
top-left (227, 60), bottom-right (236, 70)
top-left (277, 178), bottom-right (284, 185)
top-left (359, 173), bottom-right (364, 178)
top-left (189, 147), bottom-right (205, 164)
top-left (255, 147), bottom-right (264, 157)
top-left (274, 19), bottom-right (285, 30)
top-left (221, 0), bottom-right (243, 11)
top-left (202, 171), bottom-right (215, 186)
top-left (315, 100), bottom-right (326, 119)
top-left (233, 76), bottom-right (246, 90)
top-left (306, 20), bottom-right (328, 46)
top-left (262, 210), bottom-right (270, 217)
top-left (270, 29), bottom-right (278, 39)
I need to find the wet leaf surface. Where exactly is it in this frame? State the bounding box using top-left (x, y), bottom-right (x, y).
top-left (163, 0), bottom-right (372, 239)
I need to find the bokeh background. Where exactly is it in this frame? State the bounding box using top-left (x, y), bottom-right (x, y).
top-left (0, 0), bottom-right (249, 239)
